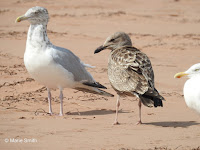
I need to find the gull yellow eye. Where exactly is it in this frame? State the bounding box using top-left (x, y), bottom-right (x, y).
top-left (195, 69), bottom-right (200, 71)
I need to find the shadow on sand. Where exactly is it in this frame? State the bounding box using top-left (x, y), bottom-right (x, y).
top-left (66, 109), bottom-right (130, 116)
top-left (144, 121), bottom-right (200, 128)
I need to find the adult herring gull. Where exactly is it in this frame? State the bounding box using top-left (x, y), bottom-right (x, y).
top-left (174, 63), bottom-right (200, 114)
top-left (94, 32), bottom-right (165, 124)
top-left (16, 6), bottom-right (114, 116)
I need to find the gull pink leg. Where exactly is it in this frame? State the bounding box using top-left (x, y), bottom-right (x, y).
top-left (136, 100), bottom-right (142, 125)
top-left (47, 88), bottom-right (53, 115)
top-left (59, 89), bottom-right (64, 116)
top-left (113, 95), bottom-right (120, 125)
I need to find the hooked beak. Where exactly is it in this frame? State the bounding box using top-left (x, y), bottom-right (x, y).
top-left (15, 15), bottom-right (28, 23)
top-left (174, 72), bottom-right (189, 78)
top-left (94, 45), bottom-right (106, 54)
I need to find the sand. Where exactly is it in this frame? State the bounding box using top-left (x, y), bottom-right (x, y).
top-left (0, 0), bottom-right (200, 149)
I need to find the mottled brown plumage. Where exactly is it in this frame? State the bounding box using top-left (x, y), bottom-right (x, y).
top-left (94, 32), bottom-right (165, 124)
top-left (109, 46), bottom-right (152, 95)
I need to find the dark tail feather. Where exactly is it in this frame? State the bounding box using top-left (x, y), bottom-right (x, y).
top-left (74, 87), bottom-right (114, 97)
top-left (96, 89), bottom-right (114, 97)
top-left (82, 81), bottom-right (107, 89)
top-left (139, 89), bottom-right (164, 107)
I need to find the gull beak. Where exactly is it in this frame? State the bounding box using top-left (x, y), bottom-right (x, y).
top-left (174, 72), bottom-right (189, 78)
top-left (94, 45), bottom-right (106, 54)
top-left (15, 15), bottom-right (28, 23)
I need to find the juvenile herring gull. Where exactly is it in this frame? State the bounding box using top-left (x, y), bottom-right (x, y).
top-left (174, 63), bottom-right (200, 114)
top-left (94, 32), bottom-right (165, 124)
top-left (16, 6), bottom-right (114, 116)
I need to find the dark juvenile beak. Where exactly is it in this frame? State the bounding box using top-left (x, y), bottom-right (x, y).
top-left (94, 45), bottom-right (106, 54)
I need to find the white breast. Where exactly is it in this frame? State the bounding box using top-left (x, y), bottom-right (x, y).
top-left (24, 47), bottom-right (76, 89)
top-left (184, 76), bottom-right (200, 114)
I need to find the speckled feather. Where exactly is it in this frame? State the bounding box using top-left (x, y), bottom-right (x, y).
top-left (108, 46), bottom-right (154, 94)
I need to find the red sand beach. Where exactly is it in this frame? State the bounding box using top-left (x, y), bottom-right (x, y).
top-left (0, 0), bottom-right (200, 149)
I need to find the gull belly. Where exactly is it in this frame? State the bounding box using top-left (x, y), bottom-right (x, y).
top-left (184, 76), bottom-right (200, 114)
top-left (24, 48), bottom-right (75, 89)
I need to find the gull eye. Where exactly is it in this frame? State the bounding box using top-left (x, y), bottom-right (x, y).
top-left (110, 38), bottom-right (115, 42)
top-left (195, 69), bottom-right (199, 71)
top-left (34, 11), bottom-right (39, 15)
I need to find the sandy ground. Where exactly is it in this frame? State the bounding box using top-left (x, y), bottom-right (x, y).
top-left (0, 0), bottom-right (200, 149)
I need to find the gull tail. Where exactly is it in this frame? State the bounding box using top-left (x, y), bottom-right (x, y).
top-left (75, 87), bottom-right (114, 97)
top-left (82, 81), bottom-right (107, 89)
top-left (138, 88), bottom-right (164, 107)
top-left (94, 88), bottom-right (114, 97)
top-left (82, 81), bottom-right (114, 97)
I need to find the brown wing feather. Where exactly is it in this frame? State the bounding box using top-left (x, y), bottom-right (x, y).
top-left (108, 46), bottom-right (154, 95)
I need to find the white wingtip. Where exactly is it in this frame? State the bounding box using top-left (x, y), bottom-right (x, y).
top-left (84, 63), bottom-right (96, 68)
top-left (80, 61), bottom-right (95, 68)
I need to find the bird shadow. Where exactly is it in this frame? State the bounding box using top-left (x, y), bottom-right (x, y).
top-left (66, 109), bottom-right (129, 116)
top-left (143, 121), bottom-right (200, 128)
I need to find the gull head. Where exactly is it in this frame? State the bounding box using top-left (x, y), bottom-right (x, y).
top-left (16, 6), bottom-right (49, 25)
top-left (174, 63), bottom-right (200, 79)
top-left (94, 32), bottom-right (132, 54)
